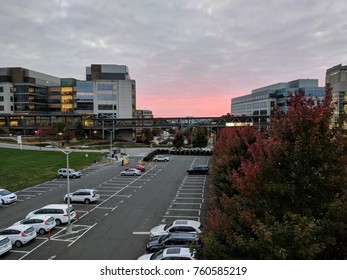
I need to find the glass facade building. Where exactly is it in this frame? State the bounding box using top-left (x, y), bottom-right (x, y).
top-left (231, 79), bottom-right (325, 116)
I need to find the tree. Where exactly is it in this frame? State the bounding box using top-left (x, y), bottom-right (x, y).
top-left (199, 87), bottom-right (347, 259)
top-left (140, 128), bottom-right (153, 144)
top-left (192, 128), bottom-right (208, 148)
top-left (173, 131), bottom-right (184, 148)
top-left (74, 121), bottom-right (85, 139)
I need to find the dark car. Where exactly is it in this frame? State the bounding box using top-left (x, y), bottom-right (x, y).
top-left (146, 232), bottom-right (201, 254)
top-left (187, 165), bottom-right (209, 175)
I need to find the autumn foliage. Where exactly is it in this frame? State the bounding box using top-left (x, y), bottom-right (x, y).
top-left (199, 86), bottom-right (347, 259)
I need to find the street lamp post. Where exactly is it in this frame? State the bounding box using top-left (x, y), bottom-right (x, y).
top-left (106, 129), bottom-right (113, 157)
top-left (54, 146), bottom-right (73, 233)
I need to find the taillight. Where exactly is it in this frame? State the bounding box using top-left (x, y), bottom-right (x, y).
top-left (21, 231), bottom-right (25, 237)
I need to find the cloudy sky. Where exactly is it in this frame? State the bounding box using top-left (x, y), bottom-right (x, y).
top-left (1, 0), bottom-right (346, 117)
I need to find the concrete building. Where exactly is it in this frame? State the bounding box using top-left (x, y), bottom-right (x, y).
top-left (0, 67), bottom-right (60, 114)
top-left (326, 64), bottom-right (347, 129)
top-left (231, 79), bottom-right (325, 116)
top-left (76, 64), bottom-right (136, 119)
top-left (0, 64), bottom-right (136, 119)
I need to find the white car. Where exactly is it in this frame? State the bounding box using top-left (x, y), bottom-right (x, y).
top-left (150, 219), bottom-right (202, 237)
top-left (26, 204), bottom-right (76, 226)
top-left (13, 215), bottom-right (56, 235)
top-left (64, 189), bottom-right (100, 204)
top-left (0, 236), bottom-right (12, 256)
top-left (57, 168), bottom-right (82, 178)
top-left (138, 247), bottom-right (197, 260)
top-left (153, 155), bottom-right (170, 162)
top-left (0, 189), bottom-right (17, 205)
top-left (0, 225), bottom-right (37, 248)
top-left (120, 168), bottom-right (141, 176)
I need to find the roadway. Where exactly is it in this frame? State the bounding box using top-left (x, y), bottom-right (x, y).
top-left (0, 153), bottom-right (210, 260)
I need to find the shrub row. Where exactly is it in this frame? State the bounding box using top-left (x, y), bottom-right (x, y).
top-left (142, 149), bottom-right (213, 161)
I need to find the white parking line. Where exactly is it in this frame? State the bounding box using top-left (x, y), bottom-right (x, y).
top-left (132, 231), bottom-right (150, 235)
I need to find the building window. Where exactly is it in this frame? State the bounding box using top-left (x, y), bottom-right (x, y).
top-left (98, 104), bottom-right (113, 110)
top-left (0, 105), bottom-right (4, 111)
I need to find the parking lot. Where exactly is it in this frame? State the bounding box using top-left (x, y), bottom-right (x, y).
top-left (0, 155), bottom-right (210, 260)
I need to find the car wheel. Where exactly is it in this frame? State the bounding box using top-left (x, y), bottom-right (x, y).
top-left (55, 219), bottom-right (62, 226)
top-left (59, 174), bottom-right (64, 178)
top-left (14, 240), bottom-right (22, 248)
top-left (72, 175), bottom-right (76, 179)
top-left (39, 228), bottom-right (46, 235)
top-left (1, 199), bottom-right (5, 205)
top-left (133, 173), bottom-right (136, 176)
top-left (121, 173), bottom-right (125, 176)
top-left (84, 199), bottom-right (90, 204)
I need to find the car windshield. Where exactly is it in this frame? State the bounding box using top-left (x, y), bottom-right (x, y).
top-left (150, 249), bottom-right (165, 260)
top-left (163, 222), bottom-right (173, 231)
top-left (158, 234), bottom-right (171, 244)
top-left (68, 206), bottom-right (75, 213)
top-left (0, 237), bottom-right (10, 246)
top-left (0, 190), bottom-right (11, 196)
top-left (24, 227), bottom-right (35, 234)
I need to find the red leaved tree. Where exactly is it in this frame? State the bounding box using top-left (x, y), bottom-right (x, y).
top-left (199, 85), bottom-right (347, 259)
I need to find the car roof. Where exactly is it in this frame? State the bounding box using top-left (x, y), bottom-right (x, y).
top-left (172, 220), bottom-right (201, 227)
top-left (22, 215), bottom-right (53, 220)
top-left (75, 188), bottom-right (95, 192)
top-left (41, 204), bottom-right (71, 208)
top-left (6, 224), bottom-right (33, 230)
top-left (163, 247), bottom-right (192, 257)
top-left (169, 232), bottom-right (199, 239)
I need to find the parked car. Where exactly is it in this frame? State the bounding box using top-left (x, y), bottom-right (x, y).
top-left (57, 168), bottom-right (81, 178)
top-left (0, 189), bottom-right (17, 205)
top-left (153, 155), bottom-right (170, 162)
top-left (146, 232), bottom-right (201, 253)
top-left (0, 225), bottom-right (37, 248)
top-left (120, 168), bottom-right (141, 176)
top-left (64, 189), bottom-right (100, 204)
top-left (138, 247), bottom-right (197, 260)
top-left (125, 164), bottom-right (145, 172)
top-left (26, 204), bottom-right (76, 226)
top-left (0, 236), bottom-right (12, 256)
top-left (187, 165), bottom-right (209, 175)
top-left (13, 215), bottom-right (56, 235)
top-left (150, 219), bottom-right (203, 237)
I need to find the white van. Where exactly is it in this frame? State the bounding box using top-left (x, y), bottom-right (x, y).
top-left (25, 204), bottom-right (76, 226)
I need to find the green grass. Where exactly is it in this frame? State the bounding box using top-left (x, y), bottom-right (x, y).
top-left (0, 148), bottom-right (102, 192)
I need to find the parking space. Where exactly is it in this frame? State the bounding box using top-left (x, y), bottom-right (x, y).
top-left (1, 155), bottom-right (210, 260)
top-left (158, 156), bottom-right (209, 224)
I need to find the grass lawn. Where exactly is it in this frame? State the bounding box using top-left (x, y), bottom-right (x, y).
top-left (0, 148), bottom-right (102, 192)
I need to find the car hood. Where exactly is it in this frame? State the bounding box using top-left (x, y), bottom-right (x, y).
top-left (147, 236), bottom-right (162, 248)
top-left (150, 224), bottom-right (167, 236)
top-left (137, 253), bottom-right (153, 260)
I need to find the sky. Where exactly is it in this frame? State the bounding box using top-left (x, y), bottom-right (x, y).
top-left (1, 0), bottom-right (347, 117)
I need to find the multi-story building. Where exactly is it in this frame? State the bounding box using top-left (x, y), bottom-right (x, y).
top-left (326, 64), bottom-right (347, 129)
top-left (231, 79), bottom-right (325, 116)
top-left (76, 64), bottom-right (136, 119)
top-left (0, 64), bottom-right (137, 139)
top-left (0, 67), bottom-right (60, 114)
